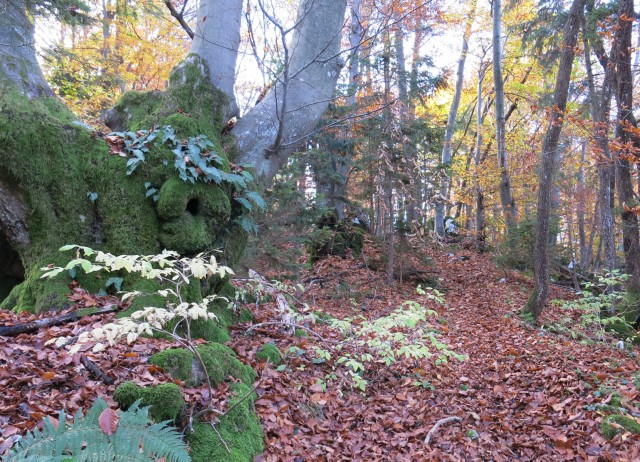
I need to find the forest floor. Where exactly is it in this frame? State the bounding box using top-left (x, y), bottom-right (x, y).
top-left (1, 238), bottom-right (640, 461)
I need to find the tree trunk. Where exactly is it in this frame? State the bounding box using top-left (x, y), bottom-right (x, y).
top-left (0, 0), bottom-right (347, 313)
top-left (577, 142), bottom-right (588, 268)
top-left (475, 58), bottom-right (489, 250)
top-left (435, 0), bottom-right (477, 236)
top-left (612, 0), bottom-right (640, 296)
top-left (581, 9), bottom-right (616, 271)
top-left (190, 0), bottom-right (243, 119)
top-left (0, 0), bottom-right (53, 98)
top-left (492, 0), bottom-right (517, 231)
top-left (523, 0), bottom-right (584, 320)
top-left (233, 0), bottom-right (347, 182)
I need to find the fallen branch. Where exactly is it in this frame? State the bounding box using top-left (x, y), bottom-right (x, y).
top-left (246, 321), bottom-right (333, 343)
top-left (80, 355), bottom-right (115, 385)
top-left (0, 305), bottom-right (119, 337)
top-left (424, 416), bottom-right (461, 445)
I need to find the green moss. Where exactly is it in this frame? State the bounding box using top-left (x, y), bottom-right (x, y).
top-left (186, 383), bottom-right (263, 462)
top-left (600, 414), bottom-right (640, 440)
top-left (294, 329), bottom-right (309, 338)
top-left (149, 349), bottom-right (194, 383)
top-left (197, 343), bottom-right (256, 386)
top-left (256, 343), bottom-right (282, 365)
top-left (149, 343), bottom-right (255, 387)
top-left (156, 178), bottom-right (231, 255)
top-left (0, 57), bottom-right (248, 313)
top-left (113, 382), bottom-right (183, 423)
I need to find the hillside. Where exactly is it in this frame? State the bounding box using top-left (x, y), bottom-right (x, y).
top-left (1, 239), bottom-right (639, 461)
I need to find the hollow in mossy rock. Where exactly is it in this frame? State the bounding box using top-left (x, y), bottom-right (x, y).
top-left (149, 343), bottom-right (255, 387)
top-left (256, 343), bottom-right (282, 365)
top-left (113, 382), bottom-right (183, 423)
top-left (186, 383), bottom-right (263, 462)
top-left (600, 414), bottom-right (640, 440)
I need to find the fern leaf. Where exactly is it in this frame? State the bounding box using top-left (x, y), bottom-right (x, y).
top-left (7, 399), bottom-right (190, 462)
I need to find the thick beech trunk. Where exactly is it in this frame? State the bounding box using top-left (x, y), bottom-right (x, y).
top-left (523, 0), bottom-right (584, 320)
top-left (0, 0), bottom-right (347, 313)
top-left (233, 0), bottom-right (347, 182)
top-left (190, 0), bottom-right (243, 119)
top-left (0, 0), bottom-right (53, 98)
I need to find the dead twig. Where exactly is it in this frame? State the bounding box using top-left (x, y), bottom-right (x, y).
top-left (80, 355), bottom-right (114, 385)
top-left (0, 305), bottom-right (119, 337)
top-left (246, 322), bottom-right (333, 344)
top-left (424, 416), bottom-right (461, 445)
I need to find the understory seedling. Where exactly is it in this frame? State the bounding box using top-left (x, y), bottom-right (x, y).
top-left (313, 286), bottom-right (464, 391)
top-left (551, 271), bottom-right (634, 344)
top-left (6, 398), bottom-right (190, 462)
top-left (41, 245), bottom-right (256, 453)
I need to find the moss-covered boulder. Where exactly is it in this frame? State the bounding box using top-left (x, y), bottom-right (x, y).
top-left (186, 383), bottom-right (263, 462)
top-left (113, 382), bottom-right (183, 423)
top-left (600, 414), bottom-right (640, 440)
top-left (0, 55), bottom-right (248, 313)
top-left (306, 214), bottom-right (365, 263)
top-left (149, 343), bottom-right (256, 387)
top-left (256, 343), bottom-right (282, 365)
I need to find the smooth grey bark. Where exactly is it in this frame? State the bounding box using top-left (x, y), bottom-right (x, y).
top-left (435, 0), bottom-right (477, 236)
top-left (0, 0), bottom-right (53, 98)
top-left (523, 0), bottom-right (584, 320)
top-left (233, 0), bottom-right (347, 182)
top-left (190, 0), bottom-right (243, 119)
top-left (491, 0), bottom-right (516, 231)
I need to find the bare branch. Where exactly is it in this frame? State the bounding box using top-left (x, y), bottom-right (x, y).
top-left (163, 0), bottom-right (194, 39)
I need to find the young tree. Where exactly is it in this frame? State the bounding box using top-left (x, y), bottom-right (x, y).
top-left (523, 0), bottom-right (585, 320)
top-left (434, 0), bottom-right (477, 237)
top-left (491, 0), bottom-right (516, 231)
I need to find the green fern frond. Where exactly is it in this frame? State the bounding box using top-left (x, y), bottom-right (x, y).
top-left (7, 398), bottom-right (190, 462)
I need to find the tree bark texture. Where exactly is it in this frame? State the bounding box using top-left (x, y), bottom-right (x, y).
top-left (492, 0), bottom-right (517, 231)
top-left (233, 0), bottom-right (347, 182)
top-left (0, 0), bottom-right (53, 98)
top-left (581, 9), bottom-right (616, 271)
top-left (435, 0), bottom-right (477, 236)
top-left (190, 0), bottom-right (243, 119)
top-left (612, 0), bottom-right (640, 295)
top-left (524, 0), bottom-right (585, 320)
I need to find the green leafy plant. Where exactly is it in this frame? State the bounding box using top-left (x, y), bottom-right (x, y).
top-left (42, 246), bottom-right (233, 415)
top-left (6, 398), bottom-right (190, 462)
top-left (551, 271), bottom-right (634, 343)
top-left (107, 126), bottom-right (266, 233)
top-left (312, 287), bottom-right (464, 391)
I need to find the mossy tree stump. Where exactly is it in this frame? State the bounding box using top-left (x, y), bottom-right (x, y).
top-left (0, 55), bottom-right (247, 314)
